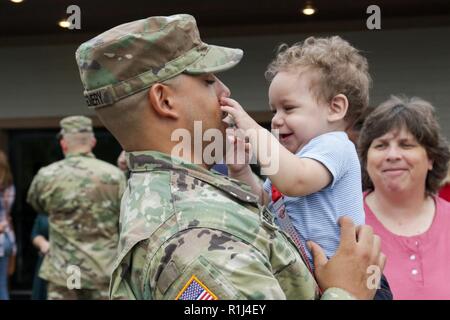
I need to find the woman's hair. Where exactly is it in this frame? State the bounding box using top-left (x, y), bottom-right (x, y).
top-left (265, 36), bottom-right (371, 129)
top-left (0, 150), bottom-right (13, 190)
top-left (358, 95), bottom-right (450, 195)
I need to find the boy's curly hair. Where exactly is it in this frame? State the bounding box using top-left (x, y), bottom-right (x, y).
top-left (265, 36), bottom-right (371, 129)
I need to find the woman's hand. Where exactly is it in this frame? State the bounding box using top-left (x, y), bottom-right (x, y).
top-left (0, 221), bottom-right (7, 233)
top-left (39, 240), bottom-right (50, 255)
top-left (33, 235), bottom-right (50, 255)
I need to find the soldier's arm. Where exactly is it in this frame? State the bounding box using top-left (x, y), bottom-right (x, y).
top-left (149, 228), bottom-right (287, 300)
top-left (320, 288), bottom-right (356, 300)
top-left (26, 172), bottom-right (47, 214)
top-left (113, 227), bottom-right (358, 300)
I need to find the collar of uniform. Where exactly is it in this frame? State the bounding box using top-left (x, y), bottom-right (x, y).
top-left (126, 151), bottom-right (259, 204)
top-left (65, 151), bottom-right (96, 159)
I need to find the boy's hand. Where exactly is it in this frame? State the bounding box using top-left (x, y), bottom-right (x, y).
top-left (225, 129), bottom-right (252, 174)
top-left (220, 97), bottom-right (261, 132)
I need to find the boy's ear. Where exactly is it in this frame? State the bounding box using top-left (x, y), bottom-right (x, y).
top-left (328, 94), bottom-right (348, 123)
top-left (148, 83), bottom-right (179, 120)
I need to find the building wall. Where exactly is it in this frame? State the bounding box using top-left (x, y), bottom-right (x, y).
top-left (1, 26), bottom-right (450, 137)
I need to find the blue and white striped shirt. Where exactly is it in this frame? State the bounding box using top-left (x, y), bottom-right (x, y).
top-left (264, 132), bottom-right (365, 266)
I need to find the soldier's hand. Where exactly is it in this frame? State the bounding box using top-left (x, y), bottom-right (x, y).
top-left (308, 216), bottom-right (386, 300)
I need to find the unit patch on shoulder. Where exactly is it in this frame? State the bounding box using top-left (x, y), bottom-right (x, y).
top-left (175, 275), bottom-right (218, 300)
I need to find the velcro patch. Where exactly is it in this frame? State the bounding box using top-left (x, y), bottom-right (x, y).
top-left (84, 87), bottom-right (114, 108)
top-left (175, 275), bottom-right (218, 300)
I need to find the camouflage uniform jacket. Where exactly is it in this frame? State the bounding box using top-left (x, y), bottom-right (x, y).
top-left (110, 151), bottom-right (354, 300)
top-left (27, 152), bottom-right (126, 289)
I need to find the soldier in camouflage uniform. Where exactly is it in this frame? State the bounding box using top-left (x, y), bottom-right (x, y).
top-left (75, 14), bottom-right (385, 300)
top-left (27, 116), bottom-right (126, 299)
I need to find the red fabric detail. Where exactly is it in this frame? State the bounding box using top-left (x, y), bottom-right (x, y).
top-left (438, 184), bottom-right (450, 202)
top-left (271, 185), bottom-right (282, 202)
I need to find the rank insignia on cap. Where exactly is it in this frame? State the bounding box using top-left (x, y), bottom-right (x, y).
top-left (175, 275), bottom-right (218, 300)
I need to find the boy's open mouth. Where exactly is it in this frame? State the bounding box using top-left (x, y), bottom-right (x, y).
top-left (280, 133), bottom-right (293, 139)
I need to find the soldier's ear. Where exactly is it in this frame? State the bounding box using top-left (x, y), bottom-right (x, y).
top-left (60, 138), bottom-right (68, 154)
top-left (91, 137), bottom-right (97, 149)
top-left (148, 83), bottom-right (179, 120)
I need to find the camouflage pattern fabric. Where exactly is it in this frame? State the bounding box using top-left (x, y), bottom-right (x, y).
top-left (47, 282), bottom-right (109, 300)
top-left (75, 14), bottom-right (243, 108)
top-left (27, 152), bottom-right (126, 291)
top-left (59, 115), bottom-right (93, 135)
top-left (109, 151), bottom-right (355, 300)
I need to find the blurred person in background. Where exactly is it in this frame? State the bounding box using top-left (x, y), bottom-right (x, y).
top-left (27, 116), bottom-right (126, 300)
top-left (0, 150), bottom-right (16, 300)
top-left (31, 213), bottom-right (49, 300)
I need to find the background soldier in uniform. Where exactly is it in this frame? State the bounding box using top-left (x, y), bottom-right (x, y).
top-left (75, 14), bottom-right (385, 300)
top-left (27, 116), bottom-right (126, 299)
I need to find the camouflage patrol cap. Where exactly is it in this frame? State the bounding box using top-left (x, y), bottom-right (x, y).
top-left (59, 116), bottom-right (93, 137)
top-left (75, 14), bottom-right (243, 108)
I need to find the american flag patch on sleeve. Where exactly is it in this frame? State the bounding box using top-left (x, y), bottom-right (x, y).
top-left (175, 275), bottom-right (218, 300)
